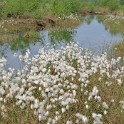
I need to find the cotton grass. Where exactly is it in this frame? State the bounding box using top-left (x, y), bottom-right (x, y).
top-left (0, 43), bottom-right (124, 124)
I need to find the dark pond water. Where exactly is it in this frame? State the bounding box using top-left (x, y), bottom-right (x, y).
top-left (0, 16), bottom-right (123, 69)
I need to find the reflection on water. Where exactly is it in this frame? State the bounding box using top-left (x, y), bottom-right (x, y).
top-left (0, 15), bottom-right (123, 69)
top-left (74, 16), bottom-right (123, 52)
top-left (48, 28), bottom-right (76, 45)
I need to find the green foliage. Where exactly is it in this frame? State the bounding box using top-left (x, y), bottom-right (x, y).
top-left (107, 0), bottom-right (120, 11)
top-left (98, 0), bottom-right (120, 11)
top-left (120, 0), bottom-right (124, 5)
top-left (0, 0), bottom-right (124, 19)
top-left (0, 0), bottom-right (5, 17)
top-left (81, 0), bottom-right (124, 11)
top-left (2, 0), bottom-right (40, 17)
top-left (50, 0), bottom-right (82, 17)
top-left (2, 0), bottom-right (82, 18)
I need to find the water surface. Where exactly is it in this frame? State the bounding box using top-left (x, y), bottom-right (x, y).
top-left (0, 16), bottom-right (123, 69)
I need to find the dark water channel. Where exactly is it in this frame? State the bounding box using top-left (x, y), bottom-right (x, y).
top-left (0, 16), bottom-right (123, 69)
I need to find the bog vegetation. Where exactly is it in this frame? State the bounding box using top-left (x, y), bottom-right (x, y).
top-left (0, 0), bottom-right (124, 19)
top-left (0, 43), bottom-right (124, 124)
top-left (0, 0), bottom-right (124, 124)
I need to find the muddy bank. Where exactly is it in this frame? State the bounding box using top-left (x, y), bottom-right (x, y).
top-left (0, 9), bottom-right (123, 34)
top-left (0, 16), bottom-right (80, 43)
top-left (79, 8), bottom-right (124, 17)
top-left (0, 16), bottom-right (80, 33)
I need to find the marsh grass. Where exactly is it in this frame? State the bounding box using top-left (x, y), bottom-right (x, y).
top-left (1, 0), bottom-right (124, 19)
top-left (1, 0), bottom-right (82, 19)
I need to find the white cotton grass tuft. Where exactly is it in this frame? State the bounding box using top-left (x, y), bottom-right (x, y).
top-left (76, 113), bottom-right (88, 123)
top-left (102, 102), bottom-right (109, 109)
top-left (92, 113), bottom-right (103, 124)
